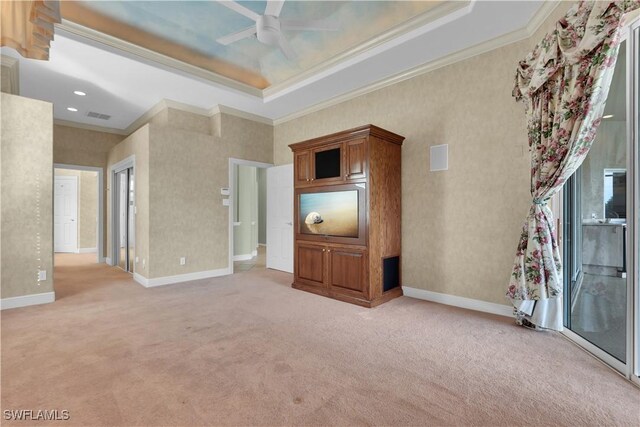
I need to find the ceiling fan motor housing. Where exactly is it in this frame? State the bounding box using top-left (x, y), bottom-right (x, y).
top-left (257, 15), bottom-right (281, 45)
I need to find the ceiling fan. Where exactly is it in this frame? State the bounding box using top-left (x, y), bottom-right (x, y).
top-left (215, 0), bottom-right (337, 60)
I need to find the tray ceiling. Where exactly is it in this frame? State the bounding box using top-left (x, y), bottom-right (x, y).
top-left (62, 1), bottom-right (442, 89)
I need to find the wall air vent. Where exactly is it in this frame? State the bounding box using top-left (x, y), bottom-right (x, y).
top-left (87, 111), bottom-right (111, 120)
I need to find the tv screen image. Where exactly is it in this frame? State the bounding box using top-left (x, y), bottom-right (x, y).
top-left (299, 190), bottom-right (359, 237)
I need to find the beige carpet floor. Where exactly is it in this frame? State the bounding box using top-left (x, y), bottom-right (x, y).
top-left (1, 254), bottom-right (638, 426)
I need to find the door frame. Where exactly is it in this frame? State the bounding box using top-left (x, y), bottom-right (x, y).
top-left (109, 155), bottom-right (135, 271)
top-left (228, 158), bottom-right (273, 274)
top-left (53, 163), bottom-right (104, 263)
top-left (559, 22), bottom-right (640, 383)
top-left (630, 16), bottom-right (639, 386)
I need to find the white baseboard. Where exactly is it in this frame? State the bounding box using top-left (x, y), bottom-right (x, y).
top-left (233, 254), bottom-right (253, 261)
top-left (134, 267), bottom-right (230, 288)
top-left (1, 292), bottom-right (55, 310)
top-left (402, 286), bottom-right (513, 318)
top-left (78, 247), bottom-right (97, 253)
top-left (105, 257), bottom-right (113, 265)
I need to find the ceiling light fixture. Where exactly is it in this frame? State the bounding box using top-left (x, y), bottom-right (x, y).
top-left (603, 114), bottom-right (614, 119)
top-left (67, 107), bottom-right (78, 112)
top-left (73, 90), bottom-right (86, 96)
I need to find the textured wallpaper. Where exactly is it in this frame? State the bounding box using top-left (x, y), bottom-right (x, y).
top-left (272, 3), bottom-right (573, 306)
top-left (106, 111), bottom-right (273, 279)
top-left (1, 94), bottom-right (54, 298)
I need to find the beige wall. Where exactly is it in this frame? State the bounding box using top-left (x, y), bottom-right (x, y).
top-left (106, 125), bottom-right (150, 277)
top-left (105, 110), bottom-right (272, 279)
top-left (53, 125), bottom-right (124, 255)
top-left (272, 4), bottom-right (571, 306)
top-left (1, 93), bottom-right (53, 299)
top-left (54, 169), bottom-right (98, 250)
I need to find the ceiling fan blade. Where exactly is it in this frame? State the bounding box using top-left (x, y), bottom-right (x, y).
top-left (265, 0), bottom-right (285, 17)
top-left (280, 19), bottom-right (338, 32)
top-left (216, 26), bottom-right (257, 45)
top-left (277, 35), bottom-right (296, 60)
top-left (216, 1), bottom-right (260, 21)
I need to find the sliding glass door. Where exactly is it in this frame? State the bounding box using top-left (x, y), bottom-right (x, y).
top-left (563, 19), bottom-right (640, 382)
top-left (633, 19), bottom-right (640, 385)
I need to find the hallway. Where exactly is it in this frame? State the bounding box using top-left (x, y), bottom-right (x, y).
top-left (54, 253), bottom-right (132, 300)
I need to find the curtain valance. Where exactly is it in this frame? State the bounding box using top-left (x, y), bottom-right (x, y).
top-left (514, 1), bottom-right (638, 103)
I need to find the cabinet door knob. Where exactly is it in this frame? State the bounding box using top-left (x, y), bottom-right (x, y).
top-left (322, 248), bottom-right (325, 252)
top-left (327, 249), bottom-right (331, 253)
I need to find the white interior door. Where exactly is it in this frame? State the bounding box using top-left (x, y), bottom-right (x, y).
top-left (54, 175), bottom-right (78, 253)
top-left (267, 164), bottom-right (293, 273)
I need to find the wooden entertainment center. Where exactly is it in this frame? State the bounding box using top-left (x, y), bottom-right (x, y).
top-left (289, 125), bottom-right (404, 307)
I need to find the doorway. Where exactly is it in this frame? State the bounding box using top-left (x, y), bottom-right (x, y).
top-left (229, 160), bottom-right (271, 273)
top-left (113, 166), bottom-right (135, 273)
top-left (53, 165), bottom-right (103, 262)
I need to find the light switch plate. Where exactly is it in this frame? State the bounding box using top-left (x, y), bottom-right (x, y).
top-left (38, 270), bottom-right (46, 281)
top-left (221, 188), bottom-right (230, 195)
top-left (222, 199), bottom-right (230, 206)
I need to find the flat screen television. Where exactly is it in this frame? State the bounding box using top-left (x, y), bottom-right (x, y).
top-left (296, 184), bottom-right (366, 244)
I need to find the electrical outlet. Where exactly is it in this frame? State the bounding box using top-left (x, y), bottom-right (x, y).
top-left (180, 257), bottom-right (186, 266)
top-left (135, 256), bottom-right (139, 263)
top-left (38, 270), bottom-right (46, 281)
top-left (142, 259), bottom-right (146, 269)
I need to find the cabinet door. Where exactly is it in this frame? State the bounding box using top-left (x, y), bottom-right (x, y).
top-left (345, 138), bottom-right (367, 181)
top-left (328, 247), bottom-right (367, 299)
top-left (296, 242), bottom-right (326, 288)
top-left (294, 151), bottom-right (311, 186)
top-left (311, 143), bottom-right (344, 184)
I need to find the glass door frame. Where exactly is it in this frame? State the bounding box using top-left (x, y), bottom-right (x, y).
top-left (631, 17), bottom-right (639, 386)
top-left (559, 21), bottom-right (639, 382)
top-left (110, 155), bottom-right (136, 274)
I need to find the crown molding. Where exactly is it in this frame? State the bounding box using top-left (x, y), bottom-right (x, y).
top-left (123, 98), bottom-right (274, 136)
top-left (525, 0), bottom-right (562, 36)
top-left (54, 118), bottom-right (129, 135)
top-left (49, 1), bottom-right (562, 133)
top-left (55, 20), bottom-right (263, 98)
top-left (262, 0), bottom-right (472, 101)
top-left (0, 54), bottom-right (20, 95)
top-left (272, 1), bottom-right (561, 126)
top-left (212, 105), bottom-right (274, 126)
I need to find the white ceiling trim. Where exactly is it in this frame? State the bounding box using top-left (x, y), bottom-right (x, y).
top-left (42, 1), bottom-right (560, 135)
top-left (262, 1), bottom-right (471, 101)
top-left (53, 117), bottom-right (129, 135)
top-left (56, 20), bottom-right (263, 97)
top-left (272, 0), bottom-right (561, 125)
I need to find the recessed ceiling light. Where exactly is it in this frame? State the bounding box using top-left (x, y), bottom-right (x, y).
top-left (73, 90), bottom-right (86, 96)
top-left (67, 107), bottom-right (78, 112)
top-left (603, 114), bottom-right (614, 119)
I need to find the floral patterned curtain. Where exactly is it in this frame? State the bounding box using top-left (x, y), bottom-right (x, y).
top-left (507, 0), bottom-right (639, 331)
top-left (1, 1), bottom-right (61, 60)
